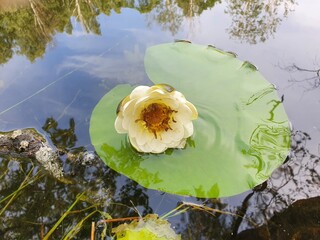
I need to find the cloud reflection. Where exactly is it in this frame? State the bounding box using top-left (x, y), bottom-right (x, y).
top-left (58, 44), bottom-right (147, 87)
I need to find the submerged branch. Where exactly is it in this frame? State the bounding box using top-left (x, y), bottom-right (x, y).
top-left (280, 63), bottom-right (320, 91)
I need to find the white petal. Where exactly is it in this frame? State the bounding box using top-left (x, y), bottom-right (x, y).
top-left (149, 88), bottom-right (166, 95)
top-left (148, 138), bottom-right (167, 153)
top-left (119, 95), bottom-right (131, 112)
top-left (130, 86), bottom-right (150, 99)
top-left (135, 128), bottom-right (154, 146)
top-left (122, 99), bottom-right (138, 129)
top-left (165, 123), bottom-right (185, 142)
top-left (127, 120), bottom-right (140, 138)
top-left (149, 85), bottom-right (167, 94)
top-left (173, 91), bottom-right (188, 103)
top-left (132, 101), bottom-right (148, 120)
top-left (134, 96), bottom-right (149, 107)
top-left (183, 121), bottom-right (194, 138)
top-left (137, 141), bottom-right (153, 153)
top-left (159, 130), bottom-right (174, 144)
top-left (176, 138), bottom-right (187, 148)
top-left (128, 122), bottom-right (155, 151)
top-left (175, 105), bottom-right (192, 124)
top-left (132, 95), bottom-right (170, 119)
top-left (114, 116), bottom-right (127, 133)
top-left (186, 101), bottom-right (198, 119)
top-left (129, 136), bottom-right (143, 152)
top-left (134, 90), bottom-right (165, 105)
top-left (173, 91), bottom-right (198, 119)
top-left (166, 138), bottom-right (186, 149)
top-left (173, 123), bottom-right (185, 140)
top-left (122, 118), bottom-right (131, 131)
top-left (160, 97), bottom-right (179, 110)
top-left (123, 99), bottom-right (137, 113)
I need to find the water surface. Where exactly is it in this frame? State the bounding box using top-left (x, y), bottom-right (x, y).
top-left (0, 0), bottom-right (320, 239)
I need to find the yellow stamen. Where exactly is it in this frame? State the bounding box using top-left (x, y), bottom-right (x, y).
top-left (138, 103), bottom-right (177, 138)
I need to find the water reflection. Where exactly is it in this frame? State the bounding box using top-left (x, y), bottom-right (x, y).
top-left (281, 63), bottom-right (320, 91)
top-left (256, 131), bottom-right (320, 216)
top-left (0, 0), bottom-right (153, 64)
top-left (231, 130), bottom-right (320, 238)
top-left (1, 1), bottom-right (318, 239)
top-left (175, 130), bottom-right (320, 239)
top-left (225, 0), bottom-right (297, 44)
top-left (42, 117), bottom-right (77, 151)
top-left (0, 0), bottom-right (29, 10)
top-left (0, 117), bottom-right (153, 239)
top-left (245, 124), bottom-right (291, 181)
top-left (0, 0), bottom-right (297, 64)
top-left (1, 114), bottom-right (319, 238)
top-left (235, 196), bottom-right (320, 239)
top-left (146, 0), bottom-right (219, 35)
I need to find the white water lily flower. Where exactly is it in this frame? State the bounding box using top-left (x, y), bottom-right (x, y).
top-left (115, 84), bottom-right (198, 153)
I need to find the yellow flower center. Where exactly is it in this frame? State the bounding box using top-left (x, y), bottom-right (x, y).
top-left (139, 103), bottom-right (177, 138)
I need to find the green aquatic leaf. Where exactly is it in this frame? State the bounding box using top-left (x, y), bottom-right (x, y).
top-left (90, 42), bottom-right (291, 198)
top-left (112, 214), bottom-right (181, 240)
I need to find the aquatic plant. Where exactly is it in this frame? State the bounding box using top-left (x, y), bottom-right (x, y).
top-left (115, 84), bottom-right (198, 153)
top-left (90, 42), bottom-right (291, 198)
top-left (92, 201), bottom-right (254, 239)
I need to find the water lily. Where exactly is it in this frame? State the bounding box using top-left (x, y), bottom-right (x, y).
top-left (115, 84), bottom-right (198, 153)
top-left (91, 43), bottom-right (291, 198)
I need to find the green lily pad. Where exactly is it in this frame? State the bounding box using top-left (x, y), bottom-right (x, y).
top-left (112, 214), bottom-right (180, 240)
top-left (90, 42), bottom-right (291, 198)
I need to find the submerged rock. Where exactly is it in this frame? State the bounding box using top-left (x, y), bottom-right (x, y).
top-left (35, 145), bottom-right (63, 179)
top-left (0, 128), bottom-right (63, 179)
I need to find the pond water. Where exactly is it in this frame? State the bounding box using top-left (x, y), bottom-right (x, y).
top-left (0, 0), bottom-right (320, 239)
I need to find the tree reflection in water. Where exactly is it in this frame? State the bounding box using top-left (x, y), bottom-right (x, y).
top-left (146, 0), bottom-right (219, 35)
top-left (0, 0), bottom-right (297, 64)
top-left (1, 115), bottom-right (319, 239)
top-left (225, 0), bottom-right (297, 44)
top-left (280, 63), bottom-right (320, 91)
top-left (0, 118), bottom-right (153, 239)
top-left (176, 130), bottom-right (320, 239)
